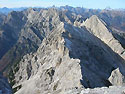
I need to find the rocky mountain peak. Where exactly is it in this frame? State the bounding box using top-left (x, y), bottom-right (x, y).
top-left (84, 15), bottom-right (125, 59)
top-left (84, 15), bottom-right (108, 33)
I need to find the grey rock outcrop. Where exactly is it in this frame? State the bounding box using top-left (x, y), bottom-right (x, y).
top-left (81, 86), bottom-right (125, 94)
top-left (61, 86), bottom-right (125, 94)
top-left (108, 68), bottom-right (125, 86)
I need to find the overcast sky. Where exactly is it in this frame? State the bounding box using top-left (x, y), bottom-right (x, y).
top-left (0, 0), bottom-right (125, 9)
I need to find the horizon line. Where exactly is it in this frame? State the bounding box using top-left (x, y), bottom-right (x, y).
top-left (0, 5), bottom-right (125, 10)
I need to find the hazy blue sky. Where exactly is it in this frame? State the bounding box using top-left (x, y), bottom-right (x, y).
top-left (0, 0), bottom-right (125, 9)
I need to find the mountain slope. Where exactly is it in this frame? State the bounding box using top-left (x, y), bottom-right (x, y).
top-left (0, 7), bottom-right (124, 94)
top-left (0, 73), bottom-right (12, 94)
top-left (0, 11), bottom-right (26, 60)
top-left (0, 8), bottom-right (62, 72)
top-left (10, 13), bottom-right (125, 94)
top-left (84, 15), bottom-right (125, 59)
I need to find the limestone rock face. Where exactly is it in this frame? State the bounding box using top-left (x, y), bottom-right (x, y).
top-left (84, 15), bottom-right (125, 59)
top-left (109, 68), bottom-right (125, 86)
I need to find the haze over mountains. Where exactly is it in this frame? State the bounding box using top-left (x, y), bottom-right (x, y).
top-left (0, 6), bottom-right (125, 94)
top-left (0, 7), bottom-right (26, 14)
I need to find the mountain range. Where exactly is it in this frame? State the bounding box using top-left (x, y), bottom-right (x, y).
top-left (0, 7), bottom-right (26, 14)
top-left (0, 6), bottom-right (125, 94)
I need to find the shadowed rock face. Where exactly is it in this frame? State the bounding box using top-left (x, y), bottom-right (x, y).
top-left (0, 73), bottom-right (12, 94)
top-left (0, 7), bottom-right (124, 94)
top-left (0, 11), bottom-right (26, 59)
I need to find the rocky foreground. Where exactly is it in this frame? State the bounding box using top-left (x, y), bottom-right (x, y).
top-left (65, 86), bottom-right (125, 94)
